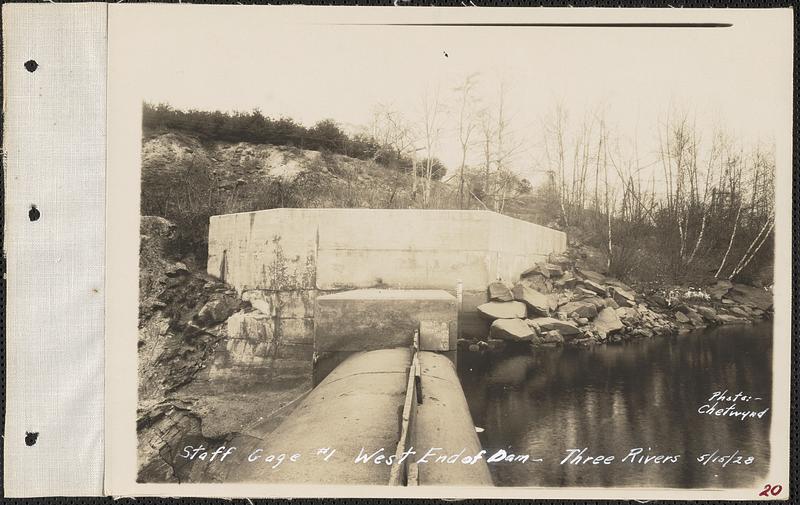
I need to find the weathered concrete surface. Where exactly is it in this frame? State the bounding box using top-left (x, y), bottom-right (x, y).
top-left (207, 308), bottom-right (312, 383)
top-left (208, 208), bottom-right (567, 293)
top-left (207, 208), bottom-right (567, 373)
top-left (230, 348), bottom-right (412, 484)
top-left (413, 352), bottom-right (493, 486)
top-left (314, 289), bottom-right (457, 352)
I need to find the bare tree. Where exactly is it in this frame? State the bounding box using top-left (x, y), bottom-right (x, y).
top-left (419, 85), bottom-right (445, 208)
top-left (454, 74), bottom-right (480, 209)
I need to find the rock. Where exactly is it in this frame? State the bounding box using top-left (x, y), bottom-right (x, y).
top-left (727, 284), bottom-right (772, 311)
top-left (140, 216), bottom-right (177, 253)
top-left (521, 263), bottom-right (551, 279)
top-left (519, 274), bottom-right (552, 294)
top-left (538, 330), bottom-right (565, 345)
top-left (717, 314), bottom-right (751, 325)
top-left (558, 300), bottom-right (598, 319)
top-left (575, 287), bottom-right (597, 297)
top-left (674, 311), bottom-right (690, 324)
top-left (197, 295), bottom-right (241, 325)
top-left (695, 305), bottom-right (718, 322)
top-left (594, 307), bottom-right (624, 336)
top-left (579, 295), bottom-right (606, 311)
top-left (165, 262), bottom-right (189, 278)
top-left (611, 286), bottom-right (636, 307)
top-left (576, 317), bottom-right (589, 326)
top-left (547, 294), bottom-right (559, 312)
top-left (604, 297), bottom-right (620, 309)
top-left (730, 306), bottom-right (749, 317)
top-left (477, 301), bottom-right (527, 320)
top-left (488, 281), bottom-right (514, 302)
top-left (605, 278), bottom-right (634, 292)
top-left (615, 307), bottom-right (640, 323)
top-left (553, 272), bottom-right (578, 289)
top-left (490, 318), bottom-right (536, 342)
top-left (582, 280), bottom-right (607, 296)
top-left (576, 268), bottom-right (606, 284)
top-left (708, 280), bottom-right (733, 300)
top-left (547, 252), bottom-right (572, 268)
top-left (543, 263), bottom-right (563, 277)
top-left (648, 294), bottom-right (668, 307)
top-left (631, 328), bottom-right (654, 338)
top-left (527, 317), bottom-right (581, 338)
top-left (721, 298), bottom-right (736, 305)
top-left (686, 310), bottom-right (704, 326)
top-left (512, 284), bottom-right (550, 316)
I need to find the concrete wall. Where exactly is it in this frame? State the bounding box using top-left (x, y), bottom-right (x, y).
top-left (207, 209), bottom-right (567, 364)
top-left (208, 208), bottom-right (566, 293)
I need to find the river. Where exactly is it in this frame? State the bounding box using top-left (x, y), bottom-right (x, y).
top-left (458, 322), bottom-right (773, 488)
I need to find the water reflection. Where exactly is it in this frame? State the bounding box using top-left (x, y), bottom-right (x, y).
top-left (459, 323), bottom-right (773, 488)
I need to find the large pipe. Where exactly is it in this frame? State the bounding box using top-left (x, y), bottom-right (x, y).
top-left (412, 352), bottom-right (493, 486)
top-left (231, 348), bottom-right (411, 484)
top-left (229, 347), bottom-right (492, 486)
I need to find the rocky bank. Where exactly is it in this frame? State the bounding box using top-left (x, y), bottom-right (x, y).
top-left (137, 216), bottom-right (311, 482)
top-left (458, 250), bottom-right (773, 356)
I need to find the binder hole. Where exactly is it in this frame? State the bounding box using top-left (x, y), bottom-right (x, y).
top-left (24, 60), bottom-right (38, 72)
top-left (25, 432), bottom-right (38, 446)
top-left (29, 205), bottom-right (40, 222)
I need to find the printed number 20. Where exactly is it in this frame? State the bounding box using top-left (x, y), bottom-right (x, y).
top-left (759, 484), bottom-right (783, 497)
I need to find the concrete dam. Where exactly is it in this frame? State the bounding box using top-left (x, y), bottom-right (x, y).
top-left (205, 208), bottom-right (567, 485)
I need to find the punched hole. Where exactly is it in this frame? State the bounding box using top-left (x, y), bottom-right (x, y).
top-left (24, 60), bottom-right (38, 72)
top-left (29, 205), bottom-right (40, 222)
top-left (25, 432), bottom-right (38, 446)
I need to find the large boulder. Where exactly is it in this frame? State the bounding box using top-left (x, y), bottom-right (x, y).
top-left (558, 300), bottom-right (598, 319)
top-left (594, 307), bottom-right (624, 336)
top-left (576, 295), bottom-right (606, 311)
top-left (730, 306), bottom-right (749, 317)
top-left (527, 317), bottom-right (581, 338)
top-left (488, 281), bottom-right (514, 302)
top-left (543, 263), bottom-right (564, 277)
top-left (582, 280), bottom-right (607, 296)
top-left (521, 263), bottom-right (551, 279)
top-left (576, 268), bottom-right (606, 284)
top-left (512, 284), bottom-right (550, 316)
top-left (695, 305), bottom-right (718, 322)
top-left (674, 311), bottom-right (690, 324)
top-left (686, 310), bottom-right (705, 326)
top-left (708, 280), bottom-right (733, 300)
top-left (519, 274), bottom-right (552, 294)
top-left (553, 271), bottom-right (578, 289)
top-left (477, 301), bottom-right (527, 320)
top-left (547, 252), bottom-right (573, 269)
top-left (610, 286), bottom-right (636, 307)
top-left (726, 284), bottom-right (772, 311)
top-left (615, 306), bottom-right (640, 323)
top-left (489, 318), bottom-right (536, 342)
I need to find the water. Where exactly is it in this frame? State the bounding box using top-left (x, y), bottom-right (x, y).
top-left (459, 323), bottom-right (773, 488)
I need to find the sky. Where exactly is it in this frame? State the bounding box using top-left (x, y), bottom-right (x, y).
top-left (121, 7), bottom-right (791, 186)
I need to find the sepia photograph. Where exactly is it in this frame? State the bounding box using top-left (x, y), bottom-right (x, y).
top-left (106, 6), bottom-right (791, 496)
